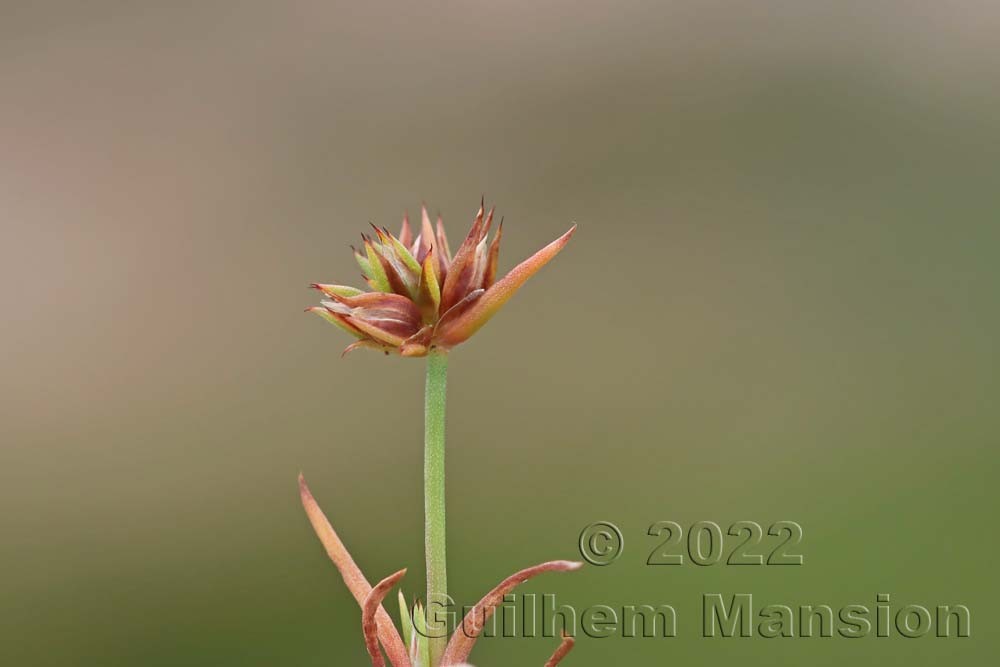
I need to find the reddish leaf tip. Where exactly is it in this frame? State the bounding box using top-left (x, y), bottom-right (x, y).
top-left (363, 569), bottom-right (410, 667)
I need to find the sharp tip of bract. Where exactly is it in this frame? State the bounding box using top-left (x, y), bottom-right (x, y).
top-left (547, 224), bottom-right (576, 250)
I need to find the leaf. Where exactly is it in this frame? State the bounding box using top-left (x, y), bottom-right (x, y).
top-left (440, 560), bottom-right (582, 666)
top-left (363, 570), bottom-right (408, 667)
top-left (544, 633), bottom-right (575, 667)
top-left (411, 600), bottom-right (431, 667)
top-left (398, 591), bottom-right (413, 651)
top-left (298, 475), bottom-right (411, 667)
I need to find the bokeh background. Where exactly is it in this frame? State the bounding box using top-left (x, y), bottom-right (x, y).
top-left (2, 2), bottom-right (998, 665)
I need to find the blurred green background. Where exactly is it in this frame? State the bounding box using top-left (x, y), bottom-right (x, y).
top-left (2, 2), bottom-right (997, 665)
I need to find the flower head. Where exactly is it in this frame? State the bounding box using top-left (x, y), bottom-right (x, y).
top-left (308, 201), bottom-right (575, 357)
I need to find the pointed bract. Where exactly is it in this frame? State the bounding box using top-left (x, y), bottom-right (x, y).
top-left (342, 339), bottom-right (393, 357)
top-left (307, 305), bottom-right (364, 338)
top-left (481, 206), bottom-right (495, 238)
top-left (399, 213), bottom-right (414, 248)
top-left (373, 244), bottom-right (412, 297)
top-left (435, 225), bottom-right (576, 348)
top-left (346, 315), bottom-right (414, 347)
top-left (364, 240), bottom-right (392, 293)
top-left (417, 248), bottom-right (441, 319)
top-left (435, 216), bottom-right (452, 264)
top-left (326, 292), bottom-right (422, 324)
top-left (434, 289), bottom-right (484, 334)
top-left (437, 206), bottom-right (482, 313)
top-left (355, 248), bottom-right (375, 281)
top-left (312, 283), bottom-right (365, 299)
top-left (419, 206), bottom-right (436, 263)
top-left (386, 230), bottom-right (423, 279)
top-left (483, 220), bottom-right (503, 289)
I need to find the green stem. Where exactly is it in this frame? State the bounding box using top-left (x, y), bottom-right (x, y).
top-left (424, 350), bottom-right (449, 666)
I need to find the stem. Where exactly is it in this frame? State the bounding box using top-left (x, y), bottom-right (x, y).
top-left (424, 349), bottom-right (449, 666)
